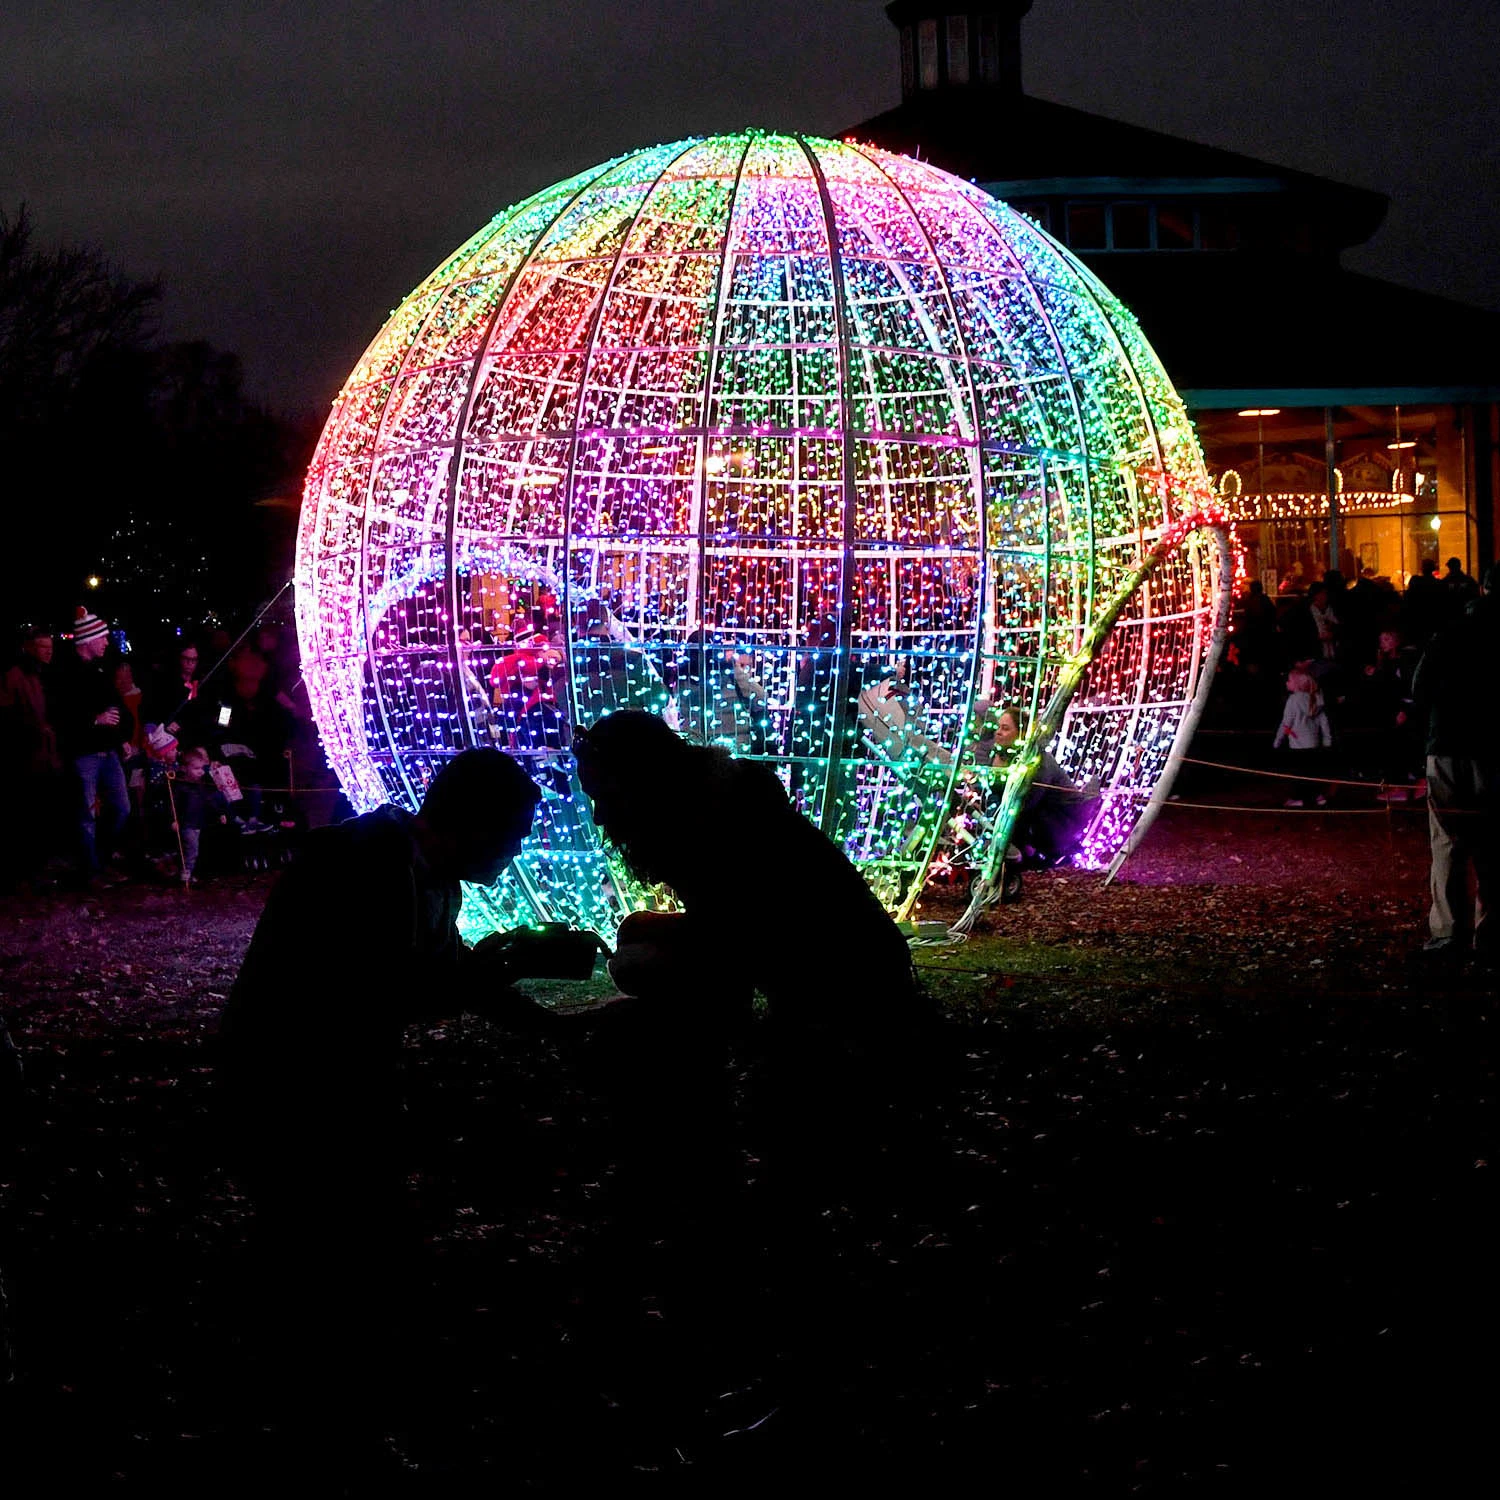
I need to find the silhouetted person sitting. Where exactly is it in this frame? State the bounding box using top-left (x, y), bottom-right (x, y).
top-left (217, 748), bottom-right (575, 1463)
top-left (574, 711), bottom-right (937, 1209)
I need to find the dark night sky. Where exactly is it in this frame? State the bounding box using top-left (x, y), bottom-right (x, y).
top-left (6, 0), bottom-right (1498, 418)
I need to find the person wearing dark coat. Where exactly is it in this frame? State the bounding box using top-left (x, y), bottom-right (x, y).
top-left (0, 628), bottom-right (63, 886)
top-left (1402, 557), bottom-right (1445, 649)
top-left (1440, 556), bottom-right (1480, 622)
top-left (987, 704), bottom-right (1100, 866)
top-left (1235, 579), bottom-right (1278, 673)
top-left (147, 639), bottom-right (210, 744)
top-left (573, 710), bottom-right (938, 1213)
top-left (53, 608), bottom-right (132, 880)
top-left (576, 710), bottom-right (928, 1041)
top-left (216, 749), bottom-right (573, 1203)
top-left (574, 711), bottom-right (944, 1421)
top-left (1411, 563), bottom-right (1500, 960)
top-left (216, 748), bottom-right (590, 1457)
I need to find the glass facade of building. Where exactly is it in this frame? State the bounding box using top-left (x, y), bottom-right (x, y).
top-left (1192, 403), bottom-right (1480, 593)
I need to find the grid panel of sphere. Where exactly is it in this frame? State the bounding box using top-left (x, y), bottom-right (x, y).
top-left (295, 130), bottom-right (1219, 936)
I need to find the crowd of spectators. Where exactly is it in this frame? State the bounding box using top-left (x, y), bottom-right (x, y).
top-left (5, 555), bottom-right (1487, 920)
top-left (1214, 556), bottom-right (1483, 798)
top-left (0, 607), bottom-right (326, 894)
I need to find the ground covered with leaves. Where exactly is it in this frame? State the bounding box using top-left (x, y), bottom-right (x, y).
top-left (0, 794), bottom-right (1491, 1494)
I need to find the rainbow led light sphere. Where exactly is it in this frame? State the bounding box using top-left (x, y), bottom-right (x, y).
top-left (295, 131), bottom-right (1230, 938)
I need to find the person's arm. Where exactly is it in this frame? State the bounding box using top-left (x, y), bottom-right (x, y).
top-left (1036, 749), bottom-right (1074, 795)
top-left (1273, 709), bottom-right (1290, 749)
top-left (455, 926), bottom-right (607, 1033)
top-left (437, 956), bottom-right (555, 1031)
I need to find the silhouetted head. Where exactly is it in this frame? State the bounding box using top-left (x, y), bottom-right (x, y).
top-left (416, 748), bottom-right (540, 885)
top-left (1420, 558), bottom-right (1438, 576)
top-left (574, 710), bottom-right (690, 835)
top-left (575, 709), bottom-right (783, 886)
top-left (1445, 557), bottom-right (1464, 575)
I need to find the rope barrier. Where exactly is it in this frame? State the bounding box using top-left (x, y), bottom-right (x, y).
top-left (1154, 799), bottom-right (1418, 816)
top-left (1176, 754), bottom-right (1417, 790)
top-left (215, 785), bottom-right (343, 797)
top-left (1193, 724), bottom-right (1390, 737)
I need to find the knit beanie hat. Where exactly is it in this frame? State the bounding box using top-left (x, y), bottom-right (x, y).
top-left (147, 724), bottom-right (178, 757)
top-left (72, 607), bottom-right (109, 644)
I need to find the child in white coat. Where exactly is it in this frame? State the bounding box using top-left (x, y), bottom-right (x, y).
top-left (1273, 666), bottom-right (1333, 807)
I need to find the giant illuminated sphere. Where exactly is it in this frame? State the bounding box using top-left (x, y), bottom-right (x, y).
top-left (295, 131), bottom-right (1230, 938)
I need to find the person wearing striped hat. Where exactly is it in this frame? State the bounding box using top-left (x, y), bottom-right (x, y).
top-left (56, 607), bottom-right (132, 882)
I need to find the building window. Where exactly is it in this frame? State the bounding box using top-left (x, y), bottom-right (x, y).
top-left (977, 13), bottom-right (999, 82)
top-left (1156, 206), bottom-right (1195, 250)
top-left (900, 25), bottom-right (915, 94)
top-left (946, 15), bottom-right (969, 84)
top-left (1048, 201), bottom-right (1240, 253)
top-left (1195, 404), bottom-right (1476, 595)
top-left (1066, 204), bottom-right (1107, 250)
top-left (918, 19), bottom-right (939, 88)
top-left (1112, 203), bottom-right (1151, 250)
top-left (1198, 206), bottom-right (1239, 251)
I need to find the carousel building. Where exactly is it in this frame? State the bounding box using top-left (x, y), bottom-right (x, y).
top-left (850, 1), bottom-right (1500, 591)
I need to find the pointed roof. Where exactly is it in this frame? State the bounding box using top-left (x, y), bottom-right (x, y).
top-left (845, 92), bottom-right (1388, 251)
